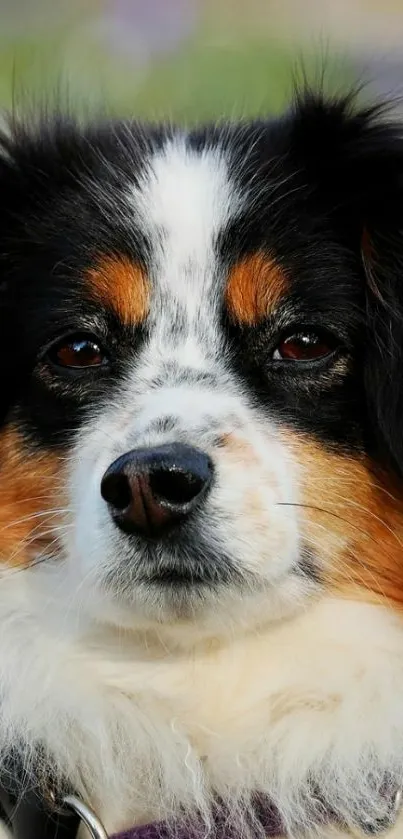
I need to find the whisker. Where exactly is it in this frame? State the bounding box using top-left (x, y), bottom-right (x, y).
top-left (0, 508), bottom-right (73, 535)
top-left (276, 500), bottom-right (403, 549)
top-left (1, 515), bottom-right (73, 566)
top-left (276, 501), bottom-right (367, 532)
top-left (0, 539), bottom-right (63, 577)
top-left (301, 528), bottom-right (394, 607)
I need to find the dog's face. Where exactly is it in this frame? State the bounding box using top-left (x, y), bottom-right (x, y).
top-left (1, 94), bottom-right (403, 632)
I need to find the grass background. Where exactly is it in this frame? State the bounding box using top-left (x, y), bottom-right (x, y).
top-left (0, 0), bottom-right (360, 123)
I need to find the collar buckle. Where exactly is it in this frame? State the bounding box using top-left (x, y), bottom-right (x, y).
top-left (61, 795), bottom-right (109, 839)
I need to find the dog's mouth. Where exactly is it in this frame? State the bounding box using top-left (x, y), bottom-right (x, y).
top-left (135, 541), bottom-right (243, 588)
top-left (142, 567), bottom-right (213, 587)
top-left (103, 536), bottom-right (319, 598)
top-left (104, 535), bottom-right (248, 598)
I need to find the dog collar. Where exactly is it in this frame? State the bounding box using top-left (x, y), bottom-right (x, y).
top-left (1, 758), bottom-right (402, 839)
top-left (64, 789), bottom-right (403, 839)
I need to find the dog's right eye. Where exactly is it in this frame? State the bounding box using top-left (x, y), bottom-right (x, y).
top-left (45, 333), bottom-right (108, 370)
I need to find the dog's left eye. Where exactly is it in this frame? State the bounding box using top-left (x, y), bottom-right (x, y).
top-left (46, 334), bottom-right (107, 369)
top-left (272, 331), bottom-right (335, 362)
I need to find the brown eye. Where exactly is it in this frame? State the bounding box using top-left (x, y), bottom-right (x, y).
top-left (273, 332), bottom-right (334, 362)
top-left (47, 334), bottom-right (106, 369)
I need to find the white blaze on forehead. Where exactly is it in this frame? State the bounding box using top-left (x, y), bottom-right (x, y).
top-left (131, 139), bottom-right (238, 268)
top-left (127, 138), bottom-right (240, 376)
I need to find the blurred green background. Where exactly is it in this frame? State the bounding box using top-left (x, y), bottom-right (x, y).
top-left (0, 0), bottom-right (403, 122)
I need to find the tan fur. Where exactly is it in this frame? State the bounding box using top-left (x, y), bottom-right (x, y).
top-left (225, 253), bottom-right (288, 325)
top-left (86, 256), bottom-right (150, 326)
top-left (279, 431), bottom-right (403, 605)
top-left (0, 425), bottom-right (64, 566)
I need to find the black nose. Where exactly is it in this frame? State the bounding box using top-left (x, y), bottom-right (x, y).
top-left (100, 443), bottom-right (213, 538)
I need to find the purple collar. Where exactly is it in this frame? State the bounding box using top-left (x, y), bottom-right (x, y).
top-left (112, 819), bottom-right (283, 839)
top-left (110, 783), bottom-right (403, 839)
top-left (2, 751), bottom-right (403, 839)
top-left (111, 802), bottom-right (284, 839)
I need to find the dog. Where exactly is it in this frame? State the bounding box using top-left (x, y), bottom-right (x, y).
top-left (0, 87), bottom-right (403, 839)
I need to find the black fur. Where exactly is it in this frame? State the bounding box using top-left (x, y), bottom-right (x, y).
top-left (0, 89), bottom-right (403, 480)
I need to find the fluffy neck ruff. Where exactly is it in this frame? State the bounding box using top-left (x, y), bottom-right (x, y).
top-left (1, 569), bottom-right (403, 838)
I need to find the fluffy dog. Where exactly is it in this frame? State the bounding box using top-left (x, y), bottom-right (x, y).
top-left (0, 89), bottom-right (403, 838)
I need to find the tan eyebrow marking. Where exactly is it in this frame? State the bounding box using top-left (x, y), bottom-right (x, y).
top-left (86, 255), bottom-right (150, 325)
top-left (225, 252), bottom-right (288, 325)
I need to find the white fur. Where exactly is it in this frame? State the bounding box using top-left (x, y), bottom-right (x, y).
top-left (1, 580), bottom-right (403, 836)
top-left (1, 140), bottom-right (403, 838)
top-left (129, 140), bottom-right (238, 259)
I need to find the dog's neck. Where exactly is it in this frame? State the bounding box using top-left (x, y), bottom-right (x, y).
top-left (0, 579), bottom-right (403, 836)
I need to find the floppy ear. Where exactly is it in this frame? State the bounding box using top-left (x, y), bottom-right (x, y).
top-left (287, 89), bottom-right (403, 477)
top-left (348, 115), bottom-right (403, 479)
top-left (362, 226), bottom-right (403, 478)
top-left (0, 125), bottom-right (28, 427)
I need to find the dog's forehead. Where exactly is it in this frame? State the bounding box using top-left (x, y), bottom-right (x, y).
top-left (85, 136), bottom-right (291, 328)
top-left (128, 138), bottom-right (238, 253)
top-left (126, 137), bottom-right (240, 320)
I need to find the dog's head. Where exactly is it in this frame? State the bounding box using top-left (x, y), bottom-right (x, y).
top-left (1, 91), bottom-right (403, 634)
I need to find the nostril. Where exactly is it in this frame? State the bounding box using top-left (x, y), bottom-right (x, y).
top-left (101, 473), bottom-right (132, 511)
top-left (149, 468), bottom-right (205, 507)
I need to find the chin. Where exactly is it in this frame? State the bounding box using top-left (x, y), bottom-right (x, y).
top-left (1, 87), bottom-right (403, 838)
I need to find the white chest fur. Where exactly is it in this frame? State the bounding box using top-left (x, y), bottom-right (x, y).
top-left (1, 590), bottom-right (403, 836)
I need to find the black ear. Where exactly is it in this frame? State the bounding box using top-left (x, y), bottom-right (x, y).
top-left (0, 138), bottom-right (17, 427)
top-left (0, 123), bottom-right (33, 427)
top-left (362, 226), bottom-right (403, 478)
top-left (287, 89), bottom-right (403, 477)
